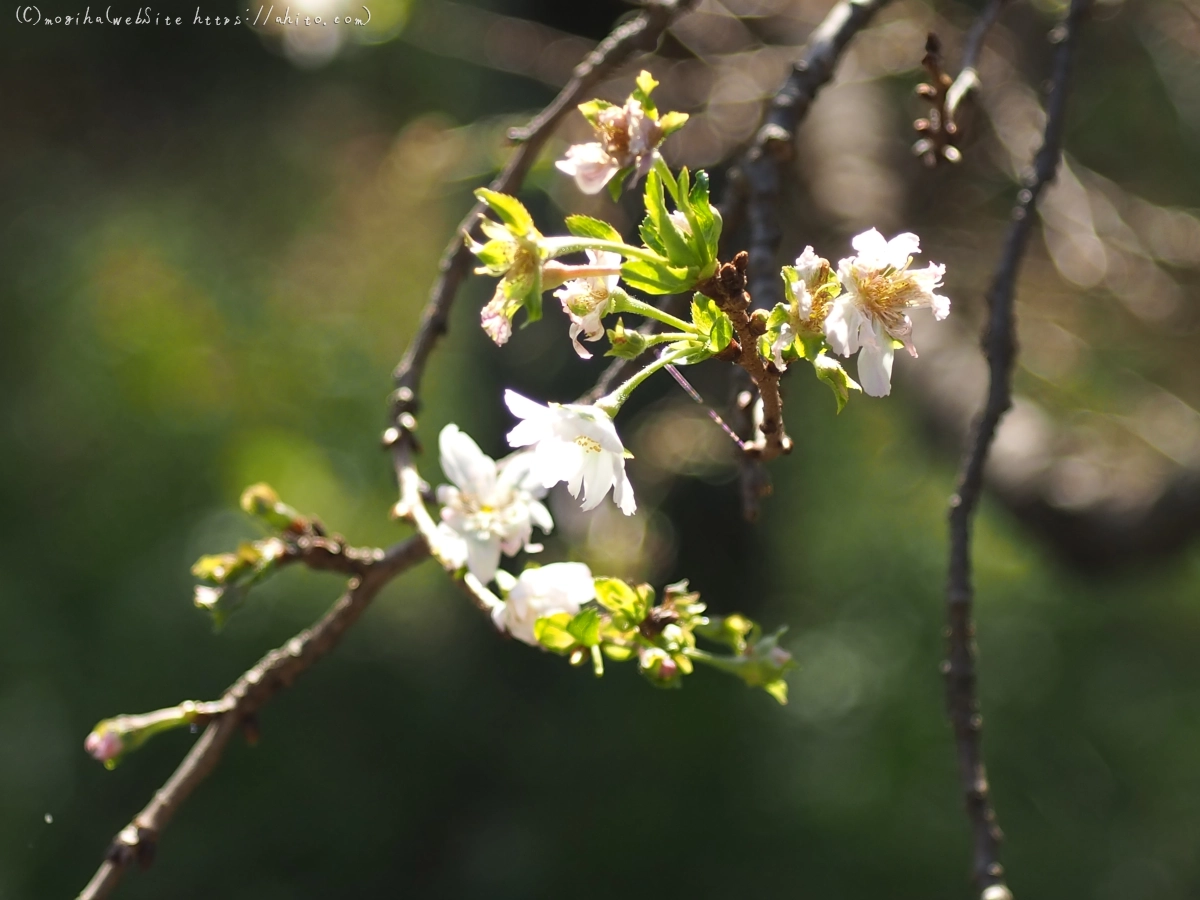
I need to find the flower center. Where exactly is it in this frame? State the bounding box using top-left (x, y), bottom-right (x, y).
top-left (574, 435), bottom-right (602, 453)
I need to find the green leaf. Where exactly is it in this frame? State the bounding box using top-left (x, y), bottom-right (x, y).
top-left (620, 259), bottom-right (696, 295)
top-left (764, 680), bottom-right (789, 705)
top-left (606, 168), bottom-right (632, 202)
top-left (577, 98), bottom-right (614, 127)
top-left (686, 170), bottom-right (721, 265)
top-left (594, 577), bottom-right (649, 627)
top-left (475, 188), bottom-right (534, 236)
top-left (812, 353), bottom-right (861, 413)
top-left (564, 214), bottom-right (623, 244)
top-left (638, 216), bottom-right (667, 257)
top-left (602, 644), bottom-right (636, 662)
top-left (533, 613), bottom-right (577, 653)
top-left (766, 302), bottom-right (790, 330)
top-left (567, 607), bottom-right (603, 648)
top-left (796, 331), bottom-right (825, 361)
top-left (633, 69), bottom-right (659, 118)
top-left (708, 314), bottom-right (733, 353)
top-left (691, 294), bottom-right (718, 333)
top-left (658, 110), bottom-right (689, 136)
top-left (643, 171), bottom-right (698, 268)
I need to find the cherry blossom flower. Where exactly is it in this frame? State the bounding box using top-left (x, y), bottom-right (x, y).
top-left (771, 246), bottom-right (839, 370)
top-left (504, 389), bottom-right (636, 516)
top-left (492, 561), bottom-right (596, 646)
top-left (435, 424), bottom-right (553, 584)
top-left (823, 229), bottom-right (950, 397)
top-left (555, 97), bottom-right (662, 195)
top-left (552, 250), bottom-right (623, 358)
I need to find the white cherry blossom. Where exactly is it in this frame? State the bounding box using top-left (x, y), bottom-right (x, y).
top-left (555, 98), bottom-right (661, 195)
top-left (492, 562), bottom-right (596, 646)
top-left (824, 229), bottom-right (949, 397)
top-left (504, 390), bottom-right (636, 516)
top-left (553, 250), bottom-right (622, 359)
top-left (436, 424), bottom-right (553, 584)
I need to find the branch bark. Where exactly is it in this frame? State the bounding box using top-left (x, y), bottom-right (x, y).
top-left (944, 0), bottom-right (1090, 895)
top-left (77, 536), bottom-right (430, 900)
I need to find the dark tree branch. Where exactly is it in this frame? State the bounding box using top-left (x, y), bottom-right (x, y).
top-left (944, 0), bottom-right (1090, 895)
top-left (728, 0), bottom-right (893, 518)
top-left (77, 536), bottom-right (431, 900)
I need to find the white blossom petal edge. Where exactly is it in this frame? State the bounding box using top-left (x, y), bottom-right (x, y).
top-left (492, 562), bottom-right (596, 646)
top-left (504, 389), bottom-right (636, 516)
top-left (553, 250), bottom-right (622, 359)
top-left (436, 424), bottom-right (553, 585)
top-left (824, 228), bottom-right (949, 397)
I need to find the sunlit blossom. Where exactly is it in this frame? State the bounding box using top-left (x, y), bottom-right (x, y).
top-left (824, 229), bottom-right (949, 397)
top-left (504, 390), bottom-right (636, 515)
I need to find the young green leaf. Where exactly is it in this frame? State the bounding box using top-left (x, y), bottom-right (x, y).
top-left (564, 214), bottom-right (623, 244)
top-left (474, 188), bottom-right (534, 235)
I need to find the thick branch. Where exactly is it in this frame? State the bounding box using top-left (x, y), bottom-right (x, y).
top-left (741, 0), bottom-right (893, 310)
top-left (77, 536), bottom-right (430, 900)
top-left (944, 0), bottom-right (1090, 895)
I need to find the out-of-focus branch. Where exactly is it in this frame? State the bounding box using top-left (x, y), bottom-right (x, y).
top-left (77, 536), bottom-right (431, 900)
top-left (728, 0), bottom-right (893, 519)
top-left (387, 0), bottom-right (700, 485)
top-left (944, 0), bottom-right (1090, 895)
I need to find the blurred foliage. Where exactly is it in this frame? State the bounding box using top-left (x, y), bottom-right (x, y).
top-left (2, 0), bottom-right (1200, 899)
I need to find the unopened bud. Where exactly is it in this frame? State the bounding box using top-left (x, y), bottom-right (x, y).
top-left (84, 728), bottom-right (124, 765)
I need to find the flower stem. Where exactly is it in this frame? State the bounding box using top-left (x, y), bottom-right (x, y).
top-left (596, 346), bottom-right (693, 414)
top-left (613, 293), bottom-right (695, 334)
top-left (543, 236), bottom-right (665, 265)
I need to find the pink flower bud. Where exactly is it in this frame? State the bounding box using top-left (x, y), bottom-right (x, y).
top-left (84, 728), bottom-right (123, 763)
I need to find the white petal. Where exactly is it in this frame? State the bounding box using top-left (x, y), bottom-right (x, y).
top-left (579, 448), bottom-right (614, 511)
top-left (465, 536), bottom-right (503, 585)
top-left (528, 500), bottom-right (554, 534)
top-left (438, 425), bottom-right (497, 496)
top-left (932, 293), bottom-right (951, 321)
top-left (884, 232), bottom-right (921, 267)
top-left (856, 339), bottom-right (895, 398)
top-left (824, 296), bottom-right (864, 357)
top-left (850, 228), bottom-right (888, 261)
top-left (612, 462), bottom-right (637, 516)
top-left (504, 389), bottom-right (548, 423)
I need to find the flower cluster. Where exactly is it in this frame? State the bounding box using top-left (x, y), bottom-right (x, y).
top-left (766, 229), bottom-right (950, 399)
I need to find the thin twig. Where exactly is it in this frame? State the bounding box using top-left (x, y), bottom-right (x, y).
top-left (949, 0), bottom-right (1010, 119)
top-left (914, 0), bottom-right (1008, 167)
top-left (944, 0), bottom-right (1090, 896)
top-left (77, 537), bottom-right (430, 900)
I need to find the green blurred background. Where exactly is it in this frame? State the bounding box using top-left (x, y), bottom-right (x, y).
top-left (4, 0), bottom-right (1200, 897)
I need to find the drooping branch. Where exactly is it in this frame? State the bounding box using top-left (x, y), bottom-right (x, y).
top-left (78, 9), bottom-right (710, 895)
top-left (944, 0), bottom-right (1090, 895)
top-left (77, 536), bottom-right (430, 900)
